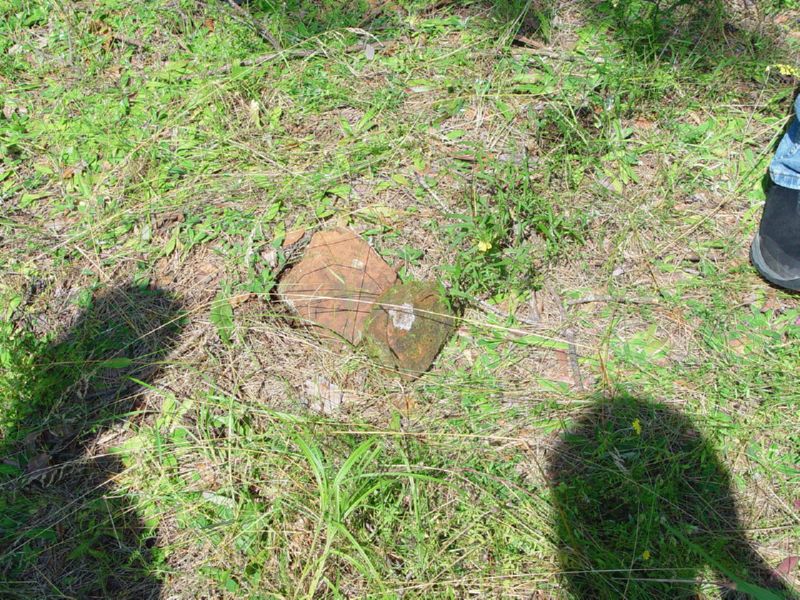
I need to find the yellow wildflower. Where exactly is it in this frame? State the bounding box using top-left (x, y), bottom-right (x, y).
top-left (477, 240), bottom-right (492, 252)
top-left (767, 64), bottom-right (800, 78)
top-left (642, 550), bottom-right (651, 561)
top-left (632, 419), bottom-right (642, 436)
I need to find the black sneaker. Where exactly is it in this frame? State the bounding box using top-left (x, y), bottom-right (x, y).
top-left (751, 184), bottom-right (800, 292)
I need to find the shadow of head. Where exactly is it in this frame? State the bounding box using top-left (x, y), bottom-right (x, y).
top-left (0, 284), bottom-right (183, 599)
top-left (546, 395), bottom-right (796, 600)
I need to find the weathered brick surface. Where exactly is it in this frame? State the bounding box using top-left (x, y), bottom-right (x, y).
top-left (278, 229), bottom-right (396, 345)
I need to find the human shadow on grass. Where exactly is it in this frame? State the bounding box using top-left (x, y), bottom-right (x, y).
top-left (547, 395), bottom-right (797, 600)
top-left (0, 284), bottom-right (182, 599)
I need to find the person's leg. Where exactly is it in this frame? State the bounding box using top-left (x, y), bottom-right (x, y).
top-left (751, 96), bottom-right (800, 291)
top-left (768, 96), bottom-right (800, 188)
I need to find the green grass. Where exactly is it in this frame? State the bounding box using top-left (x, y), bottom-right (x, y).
top-left (1, 0), bottom-right (800, 597)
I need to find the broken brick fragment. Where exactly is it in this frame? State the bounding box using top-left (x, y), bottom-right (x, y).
top-left (278, 229), bottom-right (396, 345)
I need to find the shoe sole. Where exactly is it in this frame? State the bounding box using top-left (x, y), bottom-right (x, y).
top-left (750, 232), bottom-right (800, 292)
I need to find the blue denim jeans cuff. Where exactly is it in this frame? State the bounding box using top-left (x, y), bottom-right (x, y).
top-left (769, 97), bottom-right (800, 190)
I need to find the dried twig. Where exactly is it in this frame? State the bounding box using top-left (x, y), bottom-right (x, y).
top-left (478, 299), bottom-right (543, 329)
top-left (566, 294), bottom-right (660, 307)
top-left (211, 43), bottom-right (372, 76)
top-left (512, 35), bottom-right (605, 63)
top-left (528, 290), bottom-right (542, 324)
top-left (235, 48), bottom-right (316, 70)
top-left (414, 172), bottom-right (449, 213)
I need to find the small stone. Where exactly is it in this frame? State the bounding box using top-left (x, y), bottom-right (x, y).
top-left (364, 281), bottom-right (455, 379)
top-left (302, 377), bottom-right (352, 415)
top-left (278, 228), bottom-right (396, 345)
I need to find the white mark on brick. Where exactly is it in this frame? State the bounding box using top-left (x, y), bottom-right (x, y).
top-left (389, 303), bottom-right (415, 330)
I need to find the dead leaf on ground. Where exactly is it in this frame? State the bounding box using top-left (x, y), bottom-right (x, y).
top-left (303, 377), bottom-right (355, 415)
top-left (391, 394), bottom-right (417, 414)
top-left (728, 338), bottom-right (746, 355)
top-left (2, 103), bottom-right (18, 119)
top-left (282, 228), bottom-right (307, 248)
top-left (230, 292), bottom-right (255, 308)
top-left (550, 349), bottom-right (574, 384)
top-left (775, 556), bottom-right (799, 577)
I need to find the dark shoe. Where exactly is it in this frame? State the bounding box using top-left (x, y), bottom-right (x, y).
top-left (751, 184), bottom-right (800, 291)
